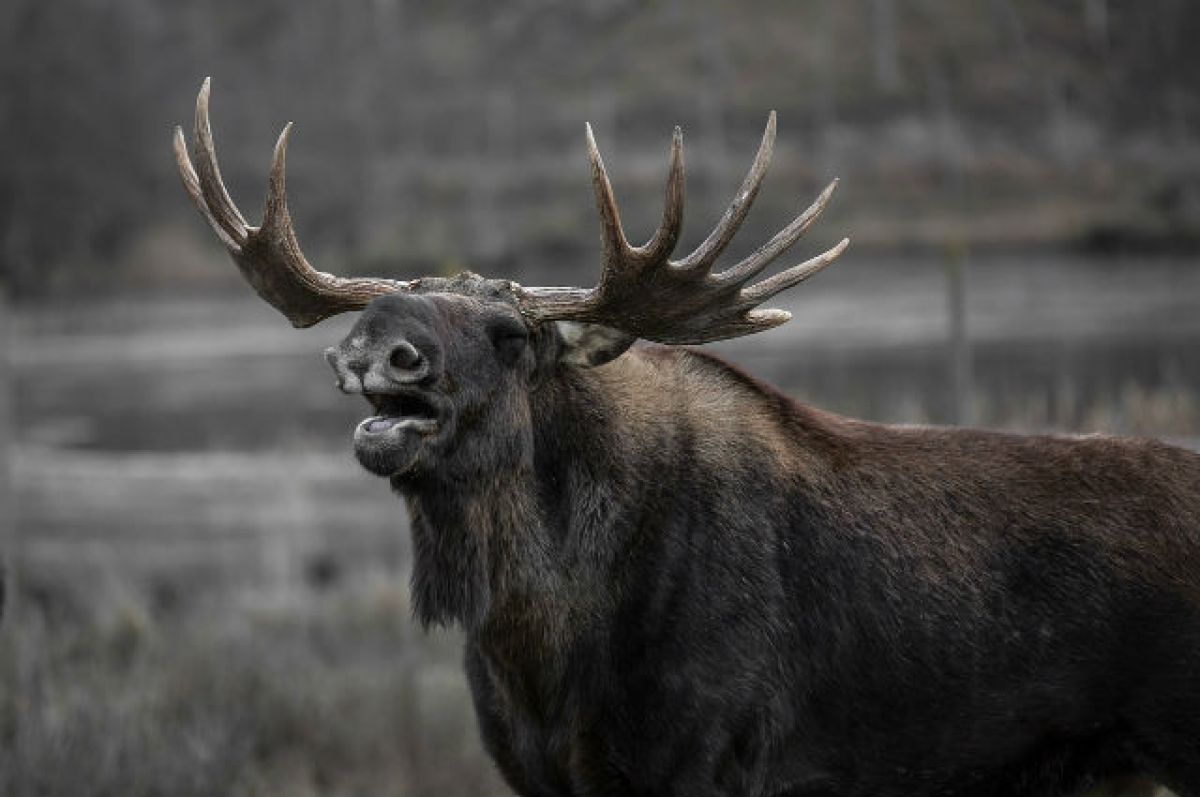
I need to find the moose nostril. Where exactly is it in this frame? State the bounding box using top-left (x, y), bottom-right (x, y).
top-left (388, 341), bottom-right (423, 371)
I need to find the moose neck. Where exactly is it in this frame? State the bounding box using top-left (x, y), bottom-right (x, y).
top-left (394, 346), bottom-right (833, 647)
top-left (397, 455), bottom-right (558, 634)
top-left (392, 352), bottom-right (672, 638)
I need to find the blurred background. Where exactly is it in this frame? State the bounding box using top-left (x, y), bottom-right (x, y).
top-left (2, 1), bottom-right (1198, 794)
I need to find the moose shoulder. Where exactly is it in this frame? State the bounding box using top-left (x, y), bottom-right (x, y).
top-left (175, 80), bottom-right (1200, 797)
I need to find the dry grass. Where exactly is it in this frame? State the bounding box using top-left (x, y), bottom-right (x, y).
top-left (972, 382), bottom-right (1200, 441)
top-left (0, 572), bottom-right (509, 797)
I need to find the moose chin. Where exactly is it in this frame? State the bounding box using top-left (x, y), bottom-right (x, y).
top-left (175, 78), bottom-right (1199, 797)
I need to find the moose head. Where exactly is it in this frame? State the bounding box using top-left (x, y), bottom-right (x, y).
top-left (173, 78), bottom-right (846, 485)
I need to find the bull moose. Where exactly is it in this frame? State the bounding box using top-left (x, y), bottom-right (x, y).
top-left (174, 79), bottom-right (1200, 797)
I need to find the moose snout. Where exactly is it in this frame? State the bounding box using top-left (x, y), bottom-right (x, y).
top-left (325, 337), bottom-right (432, 394)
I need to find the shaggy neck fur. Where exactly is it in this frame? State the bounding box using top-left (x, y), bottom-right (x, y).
top-left (393, 346), bottom-right (817, 640)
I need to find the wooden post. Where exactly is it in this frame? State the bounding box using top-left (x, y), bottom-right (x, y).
top-left (698, 0), bottom-right (731, 215)
top-left (945, 243), bottom-right (973, 426)
top-left (0, 283), bottom-right (13, 613)
top-left (0, 282), bottom-right (19, 790)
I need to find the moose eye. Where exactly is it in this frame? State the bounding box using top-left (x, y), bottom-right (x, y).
top-left (489, 318), bottom-right (529, 365)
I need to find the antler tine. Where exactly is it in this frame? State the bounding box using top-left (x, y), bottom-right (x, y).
top-left (174, 79), bottom-right (408, 328)
top-left (250, 121), bottom-right (328, 300)
top-left (703, 240), bottom-right (849, 341)
top-left (193, 78), bottom-right (249, 246)
top-left (586, 123), bottom-right (632, 269)
top-left (675, 111), bottom-right (776, 274)
top-left (714, 177), bottom-right (839, 288)
top-left (637, 127), bottom-right (685, 264)
top-left (262, 121), bottom-right (293, 231)
top-left (739, 237), bottom-right (850, 305)
top-left (173, 126), bottom-right (241, 252)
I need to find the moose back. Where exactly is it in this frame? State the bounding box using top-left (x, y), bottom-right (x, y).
top-left (175, 80), bottom-right (1200, 797)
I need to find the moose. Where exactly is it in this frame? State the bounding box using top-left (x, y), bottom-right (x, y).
top-left (175, 79), bottom-right (1200, 797)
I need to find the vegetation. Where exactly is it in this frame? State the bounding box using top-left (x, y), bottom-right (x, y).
top-left (0, 572), bottom-right (506, 797)
top-left (3, 1), bottom-right (1200, 296)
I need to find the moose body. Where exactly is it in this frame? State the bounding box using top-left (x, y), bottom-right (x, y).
top-left (175, 80), bottom-right (1200, 796)
top-left (392, 325), bottom-right (1200, 797)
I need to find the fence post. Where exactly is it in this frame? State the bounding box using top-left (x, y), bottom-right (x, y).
top-left (945, 243), bottom-right (973, 426)
top-left (0, 281), bottom-right (19, 789)
top-left (0, 283), bottom-right (13, 612)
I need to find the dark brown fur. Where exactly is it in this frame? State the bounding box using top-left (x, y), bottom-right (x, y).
top-left (326, 284), bottom-right (1200, 797)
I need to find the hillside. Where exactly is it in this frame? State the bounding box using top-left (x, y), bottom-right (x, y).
top-left (2, 0), bottom-right (1198, 296)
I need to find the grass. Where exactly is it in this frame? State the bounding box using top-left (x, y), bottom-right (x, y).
top-left (0, 572), bottom-right (508, 797)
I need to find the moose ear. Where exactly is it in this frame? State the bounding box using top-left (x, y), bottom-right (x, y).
top-left (554, 321), bottom-right (636, 368)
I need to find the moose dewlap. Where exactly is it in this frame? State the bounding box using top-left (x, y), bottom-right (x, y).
top-left (176, 79), bottom-right (1200, 797)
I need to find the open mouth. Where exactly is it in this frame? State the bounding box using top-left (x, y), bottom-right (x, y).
top-left (358, 391), bottom-right (441, 435)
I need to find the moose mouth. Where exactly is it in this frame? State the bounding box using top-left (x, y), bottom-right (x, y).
top-left (357, 392), bottom-right (442, 436)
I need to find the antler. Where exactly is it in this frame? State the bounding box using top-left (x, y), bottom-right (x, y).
top-left (173, 78), bottom-right (408, 328)
top-left (514, 112), bottom-right (848, 344)
top-left (174, 80), bottom-right (845, 342)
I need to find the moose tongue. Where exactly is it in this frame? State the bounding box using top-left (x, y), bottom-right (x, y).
top-left (366, 417), bottom-right (399, 433)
